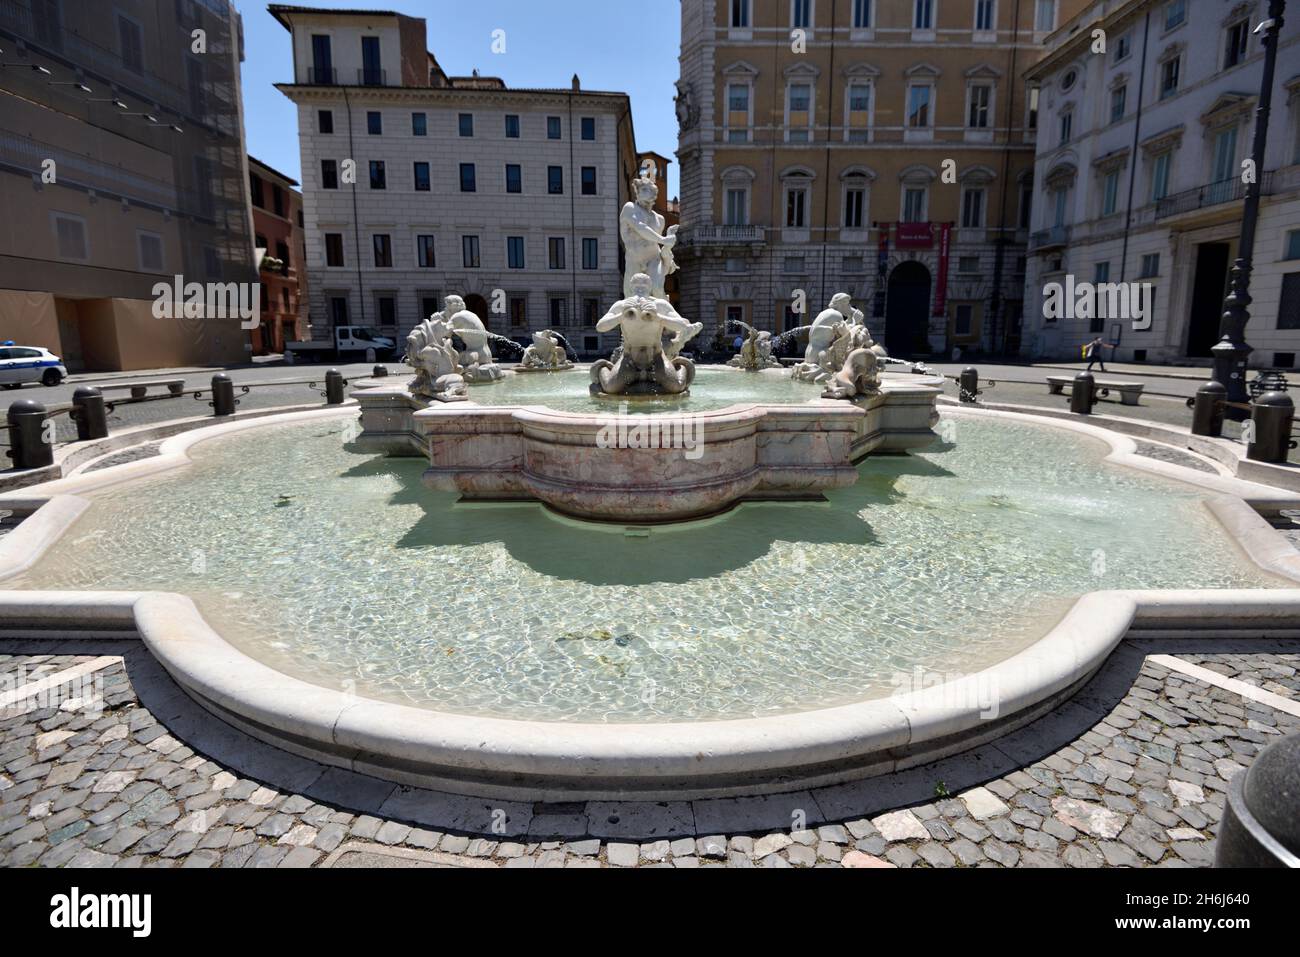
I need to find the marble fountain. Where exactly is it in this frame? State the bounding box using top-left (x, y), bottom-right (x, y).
top-left (3, 161), bottom-right (1299, 802)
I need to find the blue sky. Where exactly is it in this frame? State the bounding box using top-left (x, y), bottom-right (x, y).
top-left (235, 0), bottom-right (680, 197)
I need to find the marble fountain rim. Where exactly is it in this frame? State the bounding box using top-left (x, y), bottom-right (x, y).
top-left (4, 405), bottom-right (1300, 801)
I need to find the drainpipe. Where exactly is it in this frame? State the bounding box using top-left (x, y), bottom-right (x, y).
top-left (568, 89), bottom-right (578, 337)
top-left (1119, 11), bottom-right (1152, 286)
top-left (818, 0), bottom-right (837, 313)
top-left (990, 0), bottom-right (1022, 355)
top-left (342, 86), bottom-right (367, 327)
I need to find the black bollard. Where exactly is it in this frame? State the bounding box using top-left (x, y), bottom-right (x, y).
top-left (958, 367), bottom-right (979, 403)
top-left (71, 386), bottom-right (108, 441)
top-left (1191, 381), bottom-right (1226, 437)
top-left (1247, 391), bottom-right (1294, 463)
top-left (1070, 372), bottom-right (1095, 414)
top-left (6, 399), bottom-right (54, 469)
top-left (1215, 732), bottom-right (1300, 867)
top-left (211, 373), bottom-right (236, 417)
top-left (372, 365), bottom-right (389, 378)
top-left (325, 369), bottom-right (345, 405)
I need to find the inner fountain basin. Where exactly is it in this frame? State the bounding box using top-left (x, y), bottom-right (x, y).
top-left (353, 365), bottom-right (944, 523)
top-left (5, 401), bottom-right (1299, 800)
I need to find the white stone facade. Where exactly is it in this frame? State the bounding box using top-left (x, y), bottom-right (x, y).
top-left (1022, 0), bottom-right (1300, 368)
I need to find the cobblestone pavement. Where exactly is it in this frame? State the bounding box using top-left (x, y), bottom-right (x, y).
top-left (2, 637), bottom-right (1296, 869)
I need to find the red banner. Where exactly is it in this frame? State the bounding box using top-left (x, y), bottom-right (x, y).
top-left (895, 222), bottom-right (933, 249)
top-left (933, 222), bottom-right (951, 318)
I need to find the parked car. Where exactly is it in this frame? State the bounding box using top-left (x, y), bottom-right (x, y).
top-left (284, 326), bottom-right (397, 362)
top-left (0, 342), bottom-right (67, 388)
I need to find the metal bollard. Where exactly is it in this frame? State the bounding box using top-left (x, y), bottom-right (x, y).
top-left (1215, 732), bottom-right (1300, 867)
top-left (211, 373), bottom-right (236, 417)
top-left (1190, 381), bottom-right (1226, 437)
top-left (325, 369), bottom-right (345, 405)
top-left (1247, 391), bottom-right (1295, 463)
top-left (372, 365), bottom-right (389, 378)
top-left (1070, 372), bottom-right (1095, 414)
top-left (6, 399), bottom-right (54, 469)
top-left (71, 386), bottom-right (109, 441)
top-left (958, 367), bottom-right (979, 403)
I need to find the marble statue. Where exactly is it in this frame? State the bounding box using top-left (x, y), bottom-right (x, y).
top-left (822, 347), bottom-right (882, 401)
top-left (620, 161), bottom-right (678, 299)
top-left (520, 329), bottom-right (572, 371)
top-left (405, 315), bottom-right (468, 402)
top-left (442, 296), bottom-right (505, 383)
top-left (727, 320), bottom-right (781, 371)
top-left (791, 293), bottom-right (882, 384)
top-left (590, 273), bottom-right (702, 397)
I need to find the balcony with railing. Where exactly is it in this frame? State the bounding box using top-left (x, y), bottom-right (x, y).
top-left (1154, 172), bottom-right (1275, 220)
top-left (306, 66), bottom-right (337, 85)
top-left (678, 224), bottom-right (766, 246)
top-left (357, 68), bottom-right (387, 86)
top-left (1029, 224), bottom-right (1070, 252)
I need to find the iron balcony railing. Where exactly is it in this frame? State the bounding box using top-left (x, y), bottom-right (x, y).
top-left (1029, 224), bottom-right (1071, 250)
top-left (357, 68), bottom-right (387, 86)
top-left (680, 224), bottom-right (766, 244)
top-left (1154, 172), bottom-right (1275, 220)
top-left (307, 66), bottom-right (336, 85)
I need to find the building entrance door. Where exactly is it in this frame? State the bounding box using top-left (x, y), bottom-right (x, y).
top-left (1187, 242), bottom-right (1230, 357)
top-left (885, 261), bottom-right (932, 356)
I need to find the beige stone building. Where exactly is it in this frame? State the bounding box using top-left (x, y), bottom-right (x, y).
top-left (676, 0), bottom-right (1086, 357)
top-left (0, 0), bottom-right (256, 372)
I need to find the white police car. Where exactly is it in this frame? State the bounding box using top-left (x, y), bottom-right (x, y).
top-left (0, 342), bottom-right (67, 388)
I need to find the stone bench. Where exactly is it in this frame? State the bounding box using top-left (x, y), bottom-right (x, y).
top-left (1046, 376), bottom-right (1144, 406)
top-left (93, 379), bottom-right (186, 400)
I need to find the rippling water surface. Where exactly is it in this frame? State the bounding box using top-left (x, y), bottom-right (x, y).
top-left (14, 414), bottom-right (1273, 721)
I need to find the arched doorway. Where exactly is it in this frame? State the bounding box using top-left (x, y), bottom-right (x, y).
top-left (885, 261), bottom-right (932, 357)
top-left (464, 293), bottom-right (490, 329)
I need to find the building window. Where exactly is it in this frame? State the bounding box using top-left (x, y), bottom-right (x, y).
top-left (731, 0), bottom-right (751, 28)
top-left (725, 187), bottom-right (749, 225)
top-left (506, 164), bottom-right (522, 194)
top-left (1280, 275), bottom-right (1300, 329)
top-left (318, 109), bottom-right (334, 134)
top-left (459, 113), bottom-right (474, 137)
top-left (550, 297), bottom-right (568, 325)
top-left (844, 186), bottom-right (865, 228)
top-left (961, 187), bottom-right (985, 227)
top-left (548, 237), bottom-right (566, 270)
top-left (1101, 169), bottom-right (1120, 216)
top-left (853, 0), bottom-right (872, 28)
top-left (792, 0), bottom-right (811, 29)
top-left (137, 231), bottom-right (164, 272)
top-left (462, 235), bottom-right (480, 268)
top-left (581, 117), bottom-right (596, 140)
top-left (1019, 180), bottom-right (1033, 228)
top-left (118, 14), bottom-right (144, 73)
top-left (728, 82), bottom-right (751, 142)
top-left (1139, 253), bottom-right (1160, 278)
top-left (1052, 187), bottom-right (1067, 226)
top-left (276, 241), bottom-right (290, 275)
top-left (367, 111), bottom-right (382, 135)
top-left (1151, 151), bottom-right (1171, 201)
top-left (1034, 0), bottom-right (1056, 31)
top-left (547, 116), bottom-right (562, 139)
top-left (1059, 110), bottom-right (1074, 144)
top-left (509, 296), bottom-right (527, 326)
top-left (785, 184), bottom-right (809, 228)
top-left (581, 167), bottom-right (597, 195)
top-left (958, 255), bottom-right (980, 273)
top-left (1224, 19), bottom-right (1249, 68)
top-left (846, 81), bottom-right (871, 142)
top-left (1165, 0), bottom-right (1185, 29)
top-left (1159, 56), bottom-right (1180, 99)
top-left (903, 187), bottom-right (928, 223)
top-left (310, 34), bottom-right (332, 83)
top-left (1027, 85), bottom-right (1040, 128)
top-left (583, 238), bottom-right (599, 270)
top-left (1110, 85), bottom-right (1126, 123)
top-left (955, 304), bottom-right (974, 336)
top-left (417, 235), bottom-right (436, 268)
top-left (787, 81), bottom-right (813, 141)
top-left (1212, 126), bottom-right (1238, 183)
top-left (250, 174), bottom-right (265, 208)
top-left (505, 114), bottom-right (520, 138)
top-left (1114, 33), bottom-right (1131, 61)
top-left (1285, 230), bottom-right (1300, 260)
top-left (460, 163), bottom-right (477, 192)
top-left (412, 113), bottom-right (427, 136)
top-left (321, 160), bottom-right (338, 190)
top-left (414, 162), bottom-right (430, 191)
top-left (907, 84), bottom-right (932, 127)
top-left (548, 166), bottom-right (564, 194)
top-left (360, 35), bottom-right (383, 85)
top-left (968, 84), bottom-right (992, 128)
top-left (421, 296), bottom-right (440, 318)
top-left (369, 161), bottom-right (386, 189)
top-left (272, 185), bottom-right (286, 218)
top-left (373, 234), bottom-right (392, 268)
top-left (376, 295), bottom-right (396, 327)
top-left (324, 233), bottom-right (344, 267)
top-left (507, 236), bottom-right (526, 269)
top-left (329, 296), bottom-right (349, 326)
top-left (975, 0), bottom-right (995, 32)
top-left (914, 0), bottom-right (934, 30)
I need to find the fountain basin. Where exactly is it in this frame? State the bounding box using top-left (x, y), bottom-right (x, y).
top-left (355, 365), bottom-right (943, 522)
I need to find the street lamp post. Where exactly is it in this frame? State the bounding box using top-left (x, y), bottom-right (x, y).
top-left (1212, 0), bottom-right (1286, 415)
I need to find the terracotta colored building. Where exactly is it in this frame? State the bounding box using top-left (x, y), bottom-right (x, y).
top-left (249, 157), bottom-right (307, 353)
